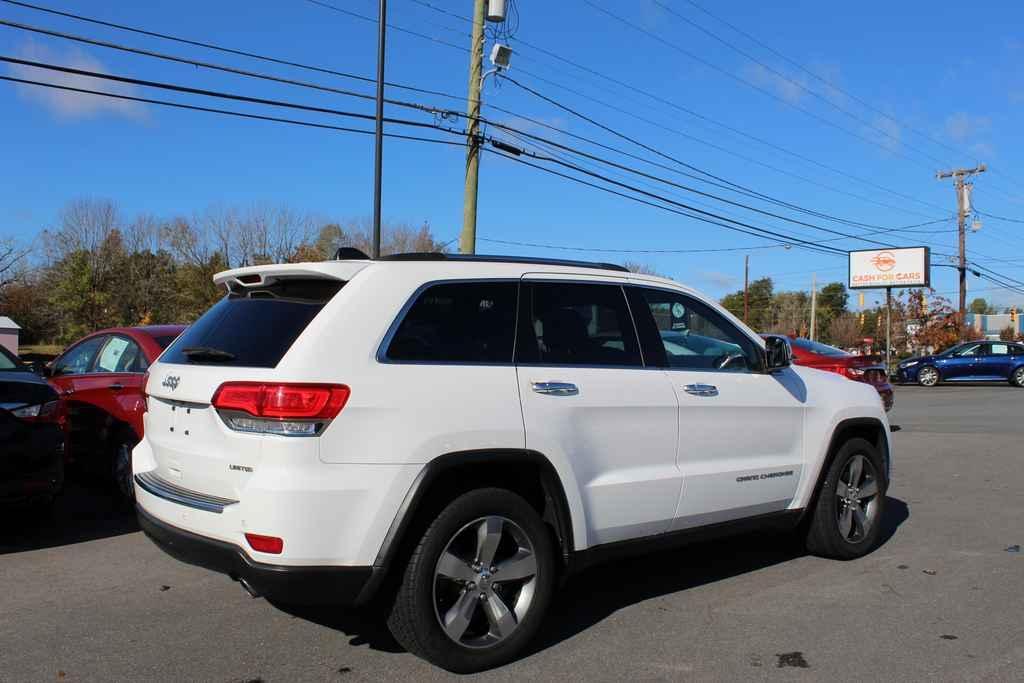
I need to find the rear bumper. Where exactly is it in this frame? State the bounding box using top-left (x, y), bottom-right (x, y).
top-left (137, 505), bottom-right (375, 606)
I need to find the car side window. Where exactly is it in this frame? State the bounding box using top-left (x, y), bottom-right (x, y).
top-left (954, 343), bottom-right (983, 357)
top-left (515, 281), bottom-right (642, 367)
top-left (628, 287), bottom-right (759, 373)
top-left (989, 343), bottom-right (1010, 356)
top-left (1012, 345), bottom-right (1024, 357)
top-left (95, 336), bottom-right (145, 373)
top-left (52, 336), bottom-right (107, 376)
top-left (385, 281), bottom-right (518, 363)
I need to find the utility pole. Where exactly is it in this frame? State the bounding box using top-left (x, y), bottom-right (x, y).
top-left (459, 0), bottom-right (487, 255)
top-left (809, 273), bottom-right (817, 341)
top-left (885, 287), bottom-right (892, 374)
top-left (743, 254), bottom-right (749, 324)
top-left (936, 164), bottom-right (986, 341)
top-left (370, 0), bottom-right (387, 258)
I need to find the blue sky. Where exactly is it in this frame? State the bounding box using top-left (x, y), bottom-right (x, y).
top-left (2, 0), bottom-right (1024, 306)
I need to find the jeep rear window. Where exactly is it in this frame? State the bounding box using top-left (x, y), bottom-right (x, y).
top-left (161, 278), bottom-right (343, 368)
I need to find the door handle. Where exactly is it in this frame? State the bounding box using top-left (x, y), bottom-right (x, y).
top-left (531, 381), bottom-right (579, 396)
top-left (684, 383), bottom-right (718, 397)
top-left (109, 383), bottom-right (124, 391)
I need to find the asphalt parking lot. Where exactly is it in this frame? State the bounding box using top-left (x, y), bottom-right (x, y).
top-left (2, 385), bottom-right (1022, 681)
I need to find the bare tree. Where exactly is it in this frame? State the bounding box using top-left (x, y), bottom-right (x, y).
top-left (0, 238), bottom-right (30, 285)
top-left (826, 313), bottom-right (862, 349)
top-left (622, 261), bottom-right (663, 276)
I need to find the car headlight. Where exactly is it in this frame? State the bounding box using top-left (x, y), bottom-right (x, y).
top-left (902, 360), bottom-right (919, 368)
top-left (10, 404), bottom-right (41, 418)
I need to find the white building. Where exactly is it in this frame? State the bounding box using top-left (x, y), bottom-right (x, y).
top-left (0, 316), bottom-right (20, 355)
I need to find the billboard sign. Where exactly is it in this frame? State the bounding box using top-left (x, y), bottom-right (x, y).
top-left (848, 247), bottom-right (930, 289)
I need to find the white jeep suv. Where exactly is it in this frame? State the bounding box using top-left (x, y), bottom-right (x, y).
top-left (135, 254), bottom-right (891, 673)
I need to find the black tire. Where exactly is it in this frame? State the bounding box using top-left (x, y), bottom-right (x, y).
top-left (916, 365), bottom-right (940, 387)
top-left (386, 488), bottom-right (556, 673)
top-left (805, 437), bottom-right (887, 560)
top-left (1010, 366), bottom-right (1024, 388)
top-left (112, 434), bottom-right (137, 502)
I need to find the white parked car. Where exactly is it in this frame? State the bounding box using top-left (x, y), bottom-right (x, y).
top-left (134, 254), bottom-right (892, 672)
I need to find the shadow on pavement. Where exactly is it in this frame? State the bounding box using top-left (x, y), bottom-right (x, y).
top-left (272, 497), bottom-right (910, 659)
top-left (530, 496), bottom-right (909, 656)
top-left (0, 479), bottom-right (138, 555)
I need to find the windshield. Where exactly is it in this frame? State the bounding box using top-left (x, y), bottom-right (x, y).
top-left (937, 343), bottom-right (973, 357)
top-left (0, 347), bottom-right (19, 370)
top-left (790, 337), bottom-right (849, 358)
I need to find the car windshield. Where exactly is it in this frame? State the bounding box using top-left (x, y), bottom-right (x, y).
top-left (0, 347), bottom-right (19, 370)
top-left (938, 343), bottom-right (977, 357)
top-left (790, 338), bottom-right (849, 358)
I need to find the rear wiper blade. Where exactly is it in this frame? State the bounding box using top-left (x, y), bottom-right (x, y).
top-left (181, 346), bottom-right (236, 362)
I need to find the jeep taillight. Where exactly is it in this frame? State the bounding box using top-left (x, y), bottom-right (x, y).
top-left (211, 382), bottom-right (350, 437)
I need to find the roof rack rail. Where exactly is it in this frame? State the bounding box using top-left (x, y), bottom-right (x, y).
top-left (377, 252), bottom-right (630, 273)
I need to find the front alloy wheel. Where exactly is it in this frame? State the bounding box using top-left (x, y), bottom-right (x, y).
top-left (1011, 367), bottom-right (1024, 388)
top-left (804, 437), bottom-right (887, 559)
top-left (917, 366), bottom-right (939, 387)
top-left (835, 455), bottom-right (881, 544)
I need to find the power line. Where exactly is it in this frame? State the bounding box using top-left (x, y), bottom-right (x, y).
top-left (0, 74), bottom-right (467, 146)
top-left (977, 210), bottom-right (1024, 225)
top-left (651, 0), bottom-right (951, 167)
top-left (484, 146), bottom-right (848, 257)
top-left (0, 15), bottom-right (955, 245)
top-left (300, 0), bottom-right (468, 53)
top-left (0, 19), bottom-right (447, 115)
top-left (0, 0), bottom-right (467, 104)
top-left (677, 0), bottom-right (1024, 198)
top-left (498, 75), bottom-right (955, 247)
top-left (298, 0), bottom-right (952, 217)
top-left (477, 237), bottom-right (792, 254)
top-left (580, 1), bottom-right (955, 175)
top-left (0, 55), bottom-right (464, 137)
top-left (499, 124), bottom-right (956, 249)
top-left (501, 66), bottom-right (950, 216)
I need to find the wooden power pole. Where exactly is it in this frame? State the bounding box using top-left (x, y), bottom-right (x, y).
top-left (809, 273), bottom-right (817, 341)
top-left (743, 254), bottom-right (749, 324)
top-left (459, 0), bottom-right (487, 255)
top-left (936, 164), bottom-right (986, 341)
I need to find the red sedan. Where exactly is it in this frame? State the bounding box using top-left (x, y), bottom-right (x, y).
top-left (46, 325), bottom-right (185, 499)
top-left (763, 335), bottom-right (894, 412)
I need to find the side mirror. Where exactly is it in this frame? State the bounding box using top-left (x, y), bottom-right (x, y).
top-left (764, 336), bottom-right (792, 372)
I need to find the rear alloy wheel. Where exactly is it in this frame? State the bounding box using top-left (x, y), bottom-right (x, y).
top-left (387, 488), bottom-right (555, 673)
top-left (917, 365), bottom-right (939, 387)
top-left (1011, 367), bottom-right (1024, 388)
top-left (113, 440), bottom-right (136, 502)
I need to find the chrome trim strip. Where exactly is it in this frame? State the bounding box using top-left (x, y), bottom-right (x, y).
top-left (134, 471), bottom-right (238, 514)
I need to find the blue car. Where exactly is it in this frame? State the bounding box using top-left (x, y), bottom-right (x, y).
top-left (896, 340), bottom-right (1024, 387)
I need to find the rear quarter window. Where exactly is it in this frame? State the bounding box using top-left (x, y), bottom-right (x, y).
top-left (161, 278), bottom-right (343, 368)
top-left (384, 281), bottom-right (518, 363)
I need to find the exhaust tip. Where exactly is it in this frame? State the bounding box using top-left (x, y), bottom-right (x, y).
top-left (230, 574), bottom-right (262, 599)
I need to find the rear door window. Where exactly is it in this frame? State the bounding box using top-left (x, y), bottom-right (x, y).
top-left (384, 281), bottom-right (518, 363)
top-left (161, 278), bottom-right (343, 368)
top-left (95, 336), bottom-right (143, 373)
top-left (516, 282), bottom-right (642, 367)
